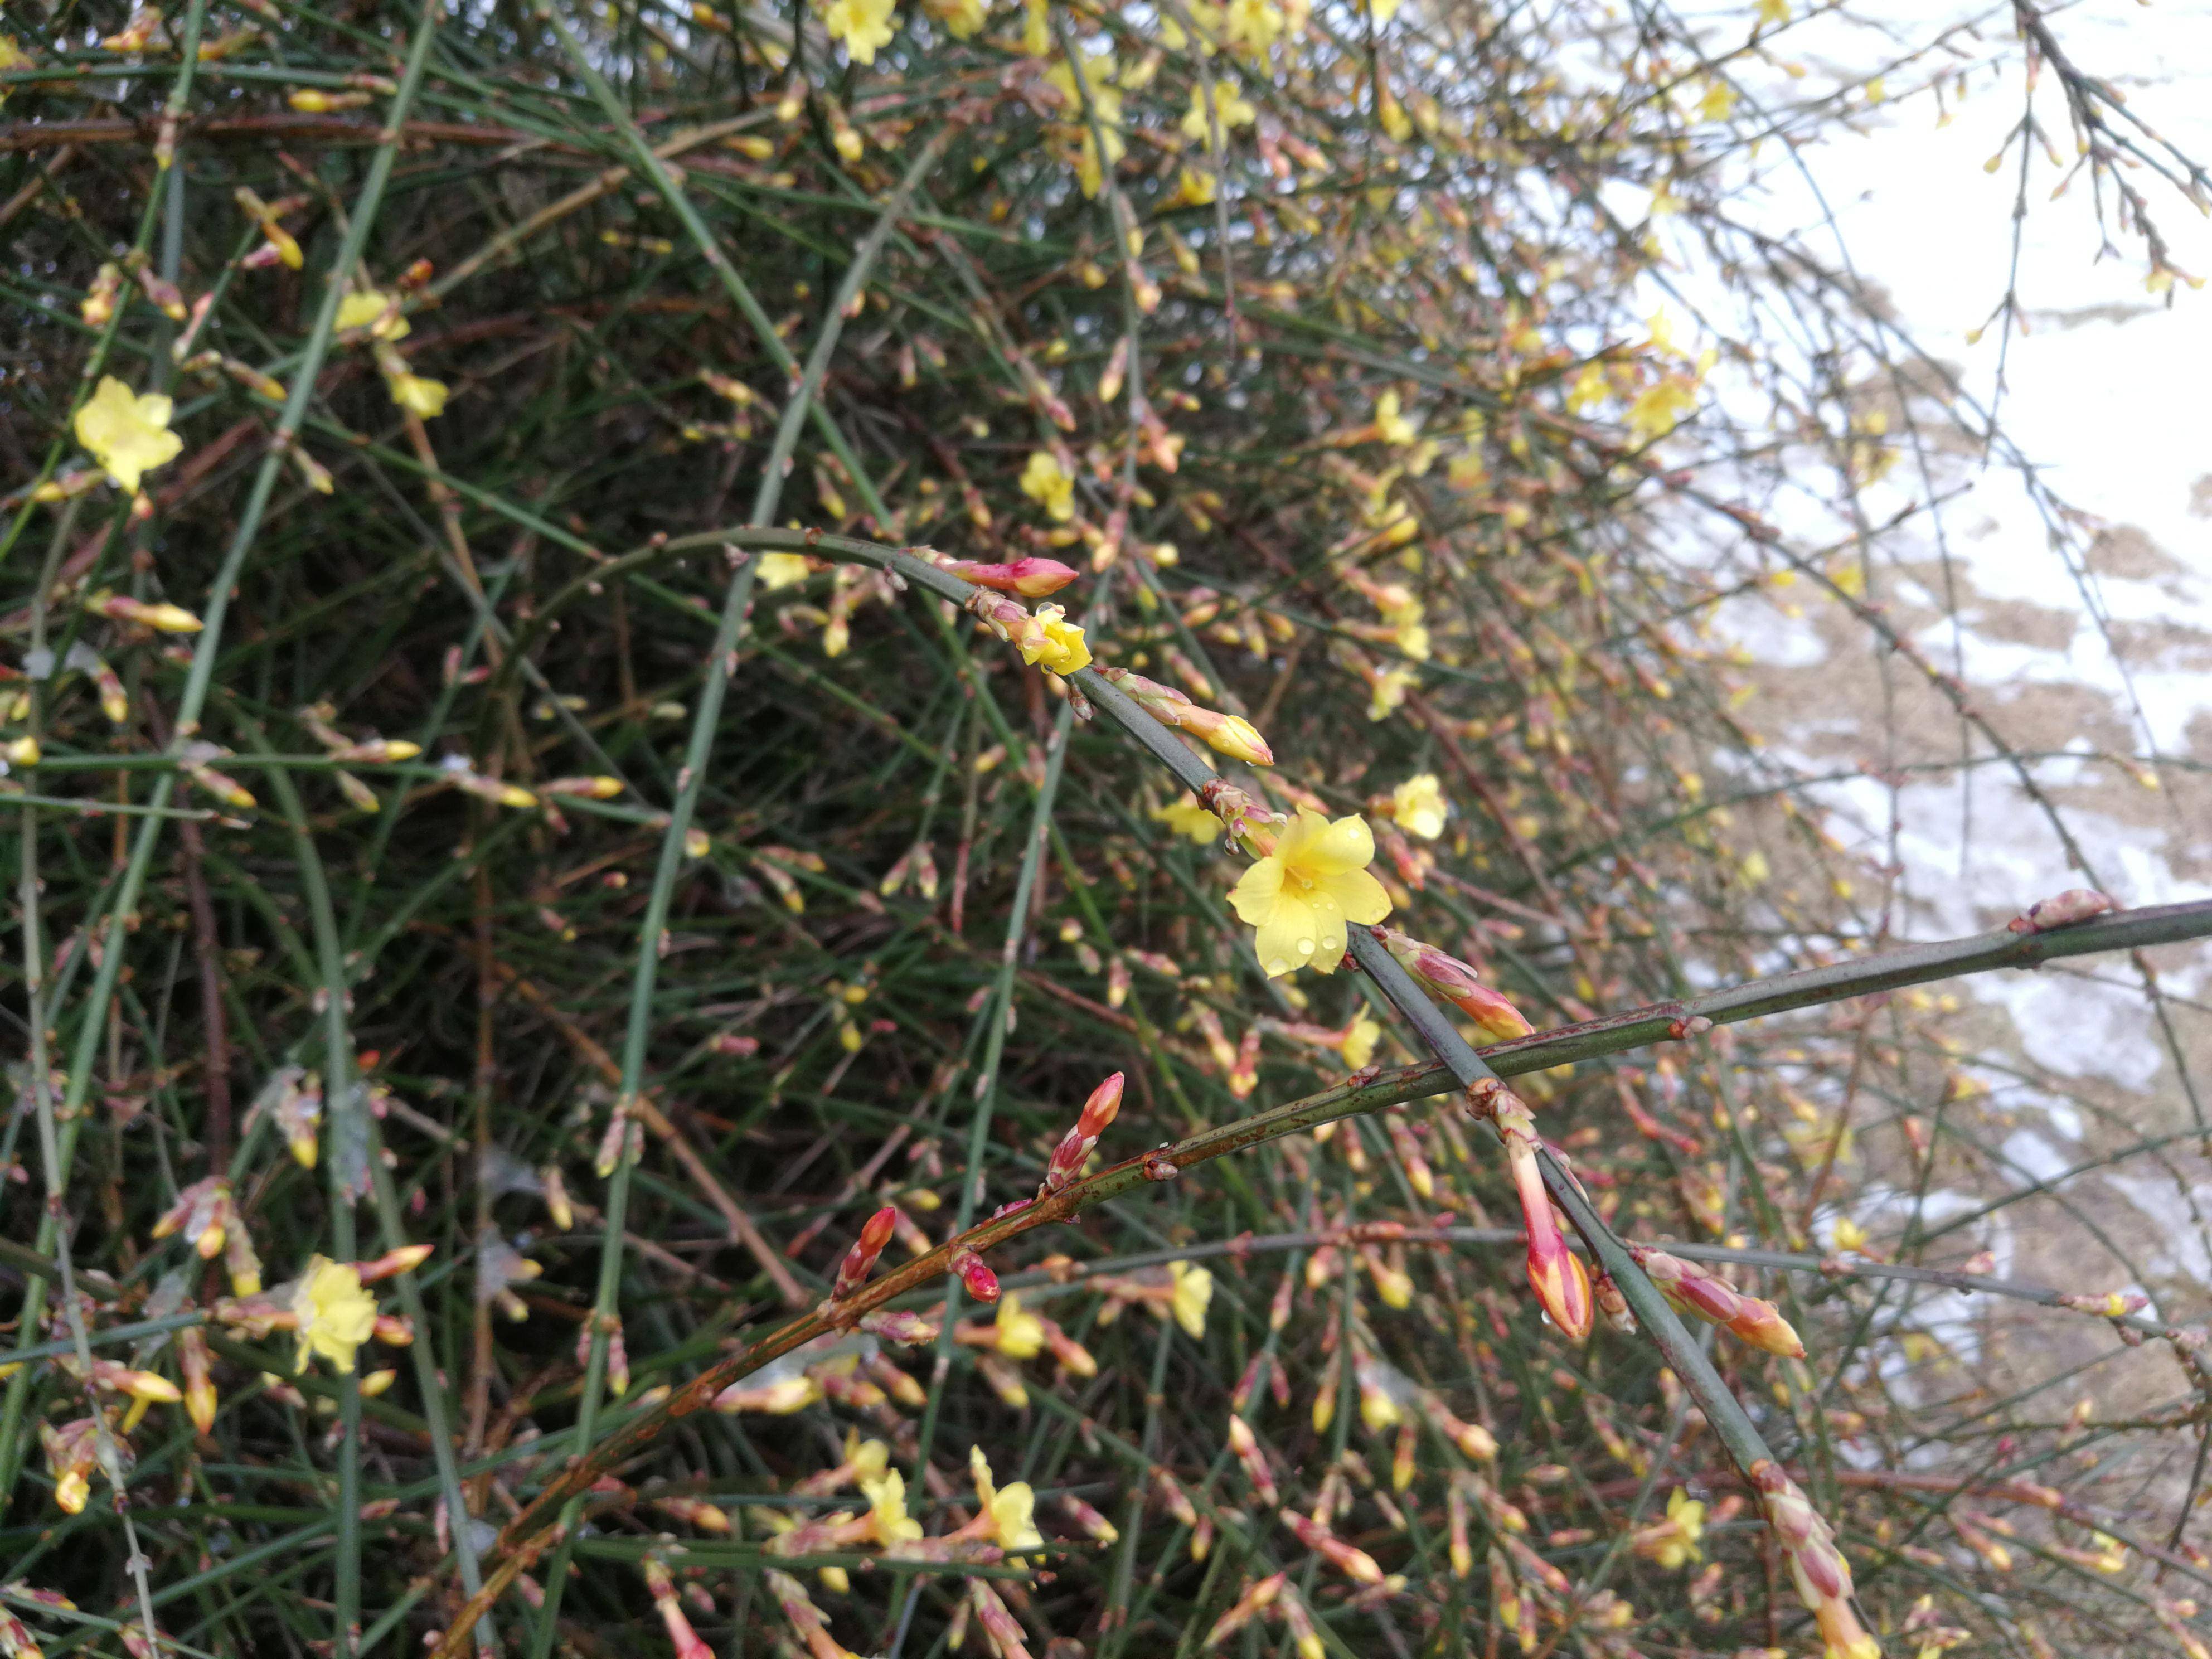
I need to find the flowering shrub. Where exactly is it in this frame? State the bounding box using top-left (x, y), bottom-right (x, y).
top-left (2, 2), bottom-right (2210, 1659)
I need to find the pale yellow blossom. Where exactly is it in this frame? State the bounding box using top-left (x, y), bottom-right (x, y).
top-left (1151, 795), bottom-right (1221, 844)
top-left (1229, 809), bottom-right (1392, 977)
top-left (1168, 1260), bottom-right (1213, 1337)
top-left (1390, 773), bottom-right (1447, 839)
top-left (289, 1256), bottom-right (378, 1374)
top-left (821, 0), bottom-right (898, 61)
top-left (75, 376), bottom-right (183, 493)
top-left (1021, 450), bottom-right (1075, 520)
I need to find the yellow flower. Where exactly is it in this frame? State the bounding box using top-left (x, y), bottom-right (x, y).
top-left (1223, 0), bottom-right (1283, 54)
top-left (861, 1468), bottom-right (925, 1545)
top-left (289, 1255), bottom-right (378, 1374)
top-left (1832, 1216), bottom-right (1868, 1254)
top-left (1372, 390), bottom-right (1417, 446)
top-left (923, 0), bottom-right (985, 33)
top-left (387, 372), bottom-right (449, 419)
top-left (848, 1431), bottom-right (890, 1481)
top-left (1230, 809), bottom-right (1392, 977)
top-left (1031, 604), bottom-right (1091, 675)
top-left (336, 289), bottom-right (410, 340)
top-left (1369, 665), bottom-right (1415, 721)
top-left (1179, 79), bottom-right (1257, 141)
top-left (1390, 773), bottom-right (1447, 839)
top-left (995, 1293), bottom-right (1046, 1360)
top-left (0, 35), bottom-right (31, 105)
top-left (969, 1446), bottom-right (1044, 1558)
top-left (1168, 1260), bottom-right (1213, 1337)
top-left (1340, 1013), bottom-right (1380, 1071)
top-left (1151, 795), bottom-right (1220, 844)
top-left (1021, 450), bottom-right (1075, 521)
top-left (1627, 377), bottom-right (1697, 440)
top-left (821, 0), bottom-right (898, 62)
top-left (74, 377), bottom-right (183, 493)
top-left (1651, 1488), bottom-right (1705, 1569)
top-left (1756, 0), bottom-right (1788, 22)
top-left (757, 552), bottom-right (814, 590)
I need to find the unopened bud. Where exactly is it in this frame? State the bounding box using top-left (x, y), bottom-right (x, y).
top-left (832, 1206), bottom-right (898, 1301)
top-left (85, 590), bottom-right (203, 633)
top-left (954, 1250), bottom-right (1000, 1304)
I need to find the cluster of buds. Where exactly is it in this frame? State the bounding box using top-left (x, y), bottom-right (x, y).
top-left (878, 839), bottom-right (940, 901)
top-left (1627, 1245), bottom-right (1806, 1357)
top-left (152, 1175), bottom-right (236, 1260)
top-left (963, 589), bottom-right (1092, 677)
top-left (1752, 1461), bottom-right (1881, 1659)
top-left (54, 642), bottom-right (129, 726)
top-left (1095, 667), bottom-right (1273, 765)
top-left (39, 1415), bottom-right (103, 1514)
top-left (1043, 1071), bottom-right (1123, 1194)
top-left (1201, 1574), bottom-right (1325, 1658)
top-left (154, 1173), bottom-right (263, 1293)
top-left (1374, 927), bottom-right (1533, 1044)
top-left (2009, 887), bottom-right (2117, 934)
top-left (299, 702), bottom-right (424, 813)
top-left (938, 554), bottom-right (1079, 597)
top-left (765, 1568), bottom-right (860, 1659)
top-left (1471, 1083), bottom-right (1592, 1340)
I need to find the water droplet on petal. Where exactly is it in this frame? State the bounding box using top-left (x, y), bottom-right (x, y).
top-left (1297, 938), bottom-right (1314, 955)
top-left (1267, 958), bottom-right (1290, 975)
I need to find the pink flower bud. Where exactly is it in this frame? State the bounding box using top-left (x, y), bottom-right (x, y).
top-left (1494, 1099), bottom-right (1592, 1340)
top-left (832, 1206), bottom-right (899, 1301)
top-left (1375, 927), bottom-right (1533, 1044)
top-left (2009, 887), bottom-right (2117, 934)
top-left (1630, 1245), bottom-right (1804, 1358)
top-left (1045, 1073), bottom-right (1125, 1193)
top-left (955, 1250), bottom-right (1000, 1304)
top-left (944, 555), bottom-right (1081, 598)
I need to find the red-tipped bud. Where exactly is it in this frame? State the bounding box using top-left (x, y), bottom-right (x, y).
top-left (954, 1250), bottom-right (1000, 1304)
top-left (1375, 927), bottom-right (1534, 1044)
top-left (1495, 1099), bottom-right (1592, 1340)
top-left (944, 555), bottom-right (1081, 598)
top-left (832, 1206), bottom-right (899, 1301)
top-left (1630, 1245), bottom-right (1805, 1358)
top-left (1279, 1510), bottom-right (1385, 1584)
top-left (1045, 1071), bottom-right (1125, 1193)
top-left (1751, 1461), bottom-right (1880, 1659)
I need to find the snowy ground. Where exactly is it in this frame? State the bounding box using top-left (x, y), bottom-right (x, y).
top-left (1662, 4), bottom-right (2212, 1389)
